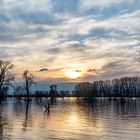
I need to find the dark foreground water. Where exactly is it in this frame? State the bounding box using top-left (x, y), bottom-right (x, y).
top-left (0, 98), bottom-right (140, 140)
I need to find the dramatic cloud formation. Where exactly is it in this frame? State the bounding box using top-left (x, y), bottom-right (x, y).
top-left (0, 0), bottom-right (140, 82)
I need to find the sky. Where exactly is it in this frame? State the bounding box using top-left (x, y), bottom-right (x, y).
top-left (0, 0), bottom-right (140, 83)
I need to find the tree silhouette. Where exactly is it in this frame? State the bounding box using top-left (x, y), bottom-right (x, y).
top-left (49, 85), bottom-right (57, 100)
top-left (23, 70), bottom-right (35, 101)
top-left (74, 82), bottom-right (92, 98)
top-left (0, 60), bottom-right (14, 99)
top-left (74, 77), bottom-right (140, 98)
top-left (13, 85), bottom-right (24, 100)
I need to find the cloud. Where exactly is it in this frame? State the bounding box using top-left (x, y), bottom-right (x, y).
top-left (39, 68), bottom-right (48, 72)
top-left (87, 69), bottom-right (96, 72)
top-left (0, 46), bottom-right (30, 58)
top-left (75, 70), bottom-right (82, 72)
top-left (2, 0), bottom-right (53, 13)
top-left (46, 47), bottom-right (61, 54)
top-left (0, 0), bottom-right (139, 82)
top-left (79, 0), bottom-right (133, 10)
top-left (98, 60), bottom-right (139, 79)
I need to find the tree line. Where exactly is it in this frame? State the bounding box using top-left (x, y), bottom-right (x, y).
top-left (74, 77), bottom-right (140, 98)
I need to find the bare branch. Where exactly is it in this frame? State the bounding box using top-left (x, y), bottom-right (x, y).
top-left (0, 60), bottom-right (15, 96)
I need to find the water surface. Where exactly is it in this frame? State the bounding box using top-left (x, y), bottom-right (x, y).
top-left (0, 98), bottom-right (140, 140)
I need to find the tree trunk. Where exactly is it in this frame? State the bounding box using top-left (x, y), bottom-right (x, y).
top-left (26, 86), bottom-right (30, 101)
top-left (0, 86), bottom-right (4, 102)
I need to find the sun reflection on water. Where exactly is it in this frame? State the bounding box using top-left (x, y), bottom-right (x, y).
top-left (68, 112), bottom-right (78, 125)
top-left (1, 98), bottom-right (140, 140)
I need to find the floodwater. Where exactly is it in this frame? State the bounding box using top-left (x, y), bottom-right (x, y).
top-left (0, 98), bottom-right (140, 140)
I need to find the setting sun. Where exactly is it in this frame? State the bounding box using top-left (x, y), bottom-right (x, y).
top-left (65, 71), bottom-right (82, 79)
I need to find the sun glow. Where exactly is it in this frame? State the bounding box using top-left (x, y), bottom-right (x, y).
top-left (65, 71), bottom-right (82, 79)
top-left (68, 113), bottom-right (78, 124)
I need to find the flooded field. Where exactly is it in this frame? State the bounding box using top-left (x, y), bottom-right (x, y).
top-left (0, 98), bottom-right (140, 140)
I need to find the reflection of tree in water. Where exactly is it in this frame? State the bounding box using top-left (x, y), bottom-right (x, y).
top-left (12, 100), bottom-right (32, 132)
top-left (22, 101), bottom-right (32, 132)
top-left (75, 99), bottom-right (100, 127)
top-left (76, 99), bottom-right (140, 127)
top-left (0, 104), bottom-right (4, 138)
top-left (113, 99), bottom-right (140, 118)
top-left (13, 101), bottom-right (26, 116)
top-left (0, 103), bottom-right (8, 139)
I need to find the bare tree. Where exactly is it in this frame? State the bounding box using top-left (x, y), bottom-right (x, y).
top-left (0, 60), bottom-right (15, 99)
top-left (49, 85), bottom-right (57, 100)
top-left (23, 70), bottom-right (35, 101)
top-left (13, 85), bottom-right (24, 100)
